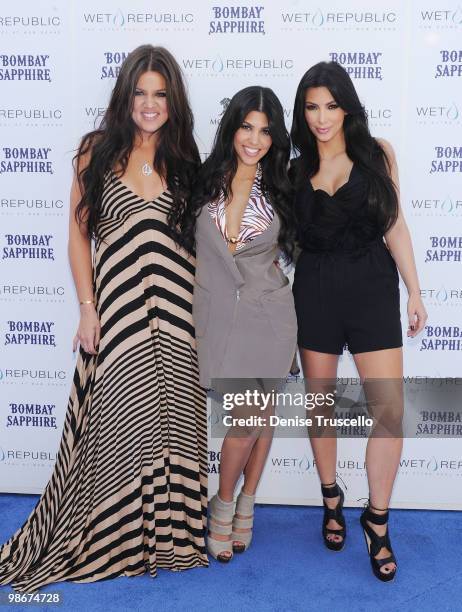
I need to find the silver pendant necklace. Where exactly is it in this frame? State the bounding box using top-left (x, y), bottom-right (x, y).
top-left (141, 162), bottom-right (153, 176)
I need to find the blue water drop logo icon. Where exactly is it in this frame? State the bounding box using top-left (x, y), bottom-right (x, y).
top-left (426, 456), bottom-right (438, 471)
top-left (446, 102), bottom-right (459, 120)
top-left (436, 286), bottom-right (448, 303)
top-left (441, 196), bottom-right (454, 213)
top-left (298, 454), bottom-right (311, 471)
top-left (208, 409), bottom-right (220, 426)
top-left (113, 9), bottom-right (125, 27)
top-left (452, 6), bottom-right (462, 24)
top-left (212, 56), bottom-right (224, 72)
top-left (312, 9), bottom-right (324, 27)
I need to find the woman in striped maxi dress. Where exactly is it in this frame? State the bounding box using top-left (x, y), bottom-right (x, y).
top-left (0, 45), bottom-right (208, 592)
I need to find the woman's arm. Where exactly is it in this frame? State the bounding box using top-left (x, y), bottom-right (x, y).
top-left (68, 158), bottom-right (100, 354)
top-left (379, 138), bottom-right (428, 338)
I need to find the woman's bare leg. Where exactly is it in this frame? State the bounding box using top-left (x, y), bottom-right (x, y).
top-left (354, 347), bottom-right (403, 575)
top-left (300, 349), bottom-right (341, 543)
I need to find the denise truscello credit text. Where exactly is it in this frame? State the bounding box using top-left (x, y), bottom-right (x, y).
top-left (222, 415), bottom-right (374, 428)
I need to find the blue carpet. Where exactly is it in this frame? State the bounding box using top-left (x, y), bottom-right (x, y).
top-left (0, 494), bottom-right (460, 612)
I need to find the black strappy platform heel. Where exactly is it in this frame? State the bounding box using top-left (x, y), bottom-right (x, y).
top-left (360, 502), bottom-right (397, 582)
top-left (320, 481), bottom-right (346, 552)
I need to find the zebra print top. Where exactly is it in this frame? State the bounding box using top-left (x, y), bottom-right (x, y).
top-left (208, 164), bottom-right (274, 251)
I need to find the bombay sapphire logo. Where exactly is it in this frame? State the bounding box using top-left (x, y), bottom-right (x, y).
top-left (420, 7), bottom-right (462, 26)
top-left (209, 6), bottom-right (265, 34)
top-left (4, 321), bottom-right (56, 347)
top-left (100, 51), bottom-right (128, 80)
top-left (2, 234), bottom-right (54, 260)
top-left (328, 51), bottom-right (383, 79)
top-left (0, 147), bottom-right (53, 174)
top-left (82, 10), bottom-right (194, 29)
top-left (0, 54), bottom-right (51, 81)
top-left (430, 146), bottom-right (462, 173)
top-left (435, 50), bottom-right (462, 78)
top-left (416, 102), bottom-right (460, 122)
top-left (208, 450), bottom-right (221, 474)
top-left (425, 235), bottom-right (462, 262)
top-left (281, 9), bottom-right (397, 29)
top-left (420, 325), bottom-right (462, 351)
top-left (7, 402), bottom-right (57, 429)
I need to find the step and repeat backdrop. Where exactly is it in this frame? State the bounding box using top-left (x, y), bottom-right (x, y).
top-left (1, 1), bottom-right (461, 508)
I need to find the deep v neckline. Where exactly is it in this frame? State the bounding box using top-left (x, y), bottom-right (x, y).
top-left (310, 162), bottom-right (356, 198)
top-left (111, 170), bottom-right (168, 204)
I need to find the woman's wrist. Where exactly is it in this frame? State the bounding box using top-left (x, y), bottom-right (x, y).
top-left (79, 301), bottom-right (96, 312)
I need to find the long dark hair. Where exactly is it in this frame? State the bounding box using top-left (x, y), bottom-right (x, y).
top-left (291, 61), bottom-right (398, 231)
top-left (185, 86), bottom-right (295, 258)
top-left (74, 45), bottom-right (200, 248)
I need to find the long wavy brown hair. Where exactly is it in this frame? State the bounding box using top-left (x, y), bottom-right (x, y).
top-left (74, 45), bottom-right (200, 248)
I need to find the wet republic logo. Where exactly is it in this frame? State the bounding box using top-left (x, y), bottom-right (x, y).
top-left (281, 9), bottom-right (397, 30)
top-left (82, 10), bottom-right (194, 29)
top-left (410, 195), bottom-right (462, 217)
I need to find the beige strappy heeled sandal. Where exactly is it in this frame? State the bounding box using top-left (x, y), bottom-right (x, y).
top-left (208, 494), bottom-right (234, 562)
top-left (231, 490), bottom-right (255, 553)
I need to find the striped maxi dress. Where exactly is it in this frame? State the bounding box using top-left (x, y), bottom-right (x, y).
top-left (0, 172), bottom-right (209, 592)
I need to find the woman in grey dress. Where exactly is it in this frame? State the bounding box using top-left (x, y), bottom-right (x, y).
top-left (185, 86), bottom-right (297, 562)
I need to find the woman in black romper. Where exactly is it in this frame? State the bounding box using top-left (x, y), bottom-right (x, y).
top-left (290, 62), bottom-right (427, 581)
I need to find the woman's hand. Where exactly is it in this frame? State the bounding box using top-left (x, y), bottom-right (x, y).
top-left (73, 303), bottom-right (100, 354)
top-left (407, 292), bottom-right (427, 338)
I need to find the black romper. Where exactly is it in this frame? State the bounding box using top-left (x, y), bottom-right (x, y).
top-left (292, 161), bottom-right (402, 355)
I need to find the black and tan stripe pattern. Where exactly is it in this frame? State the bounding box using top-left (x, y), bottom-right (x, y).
top-left (0, 174), bottom-right (208, 591)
